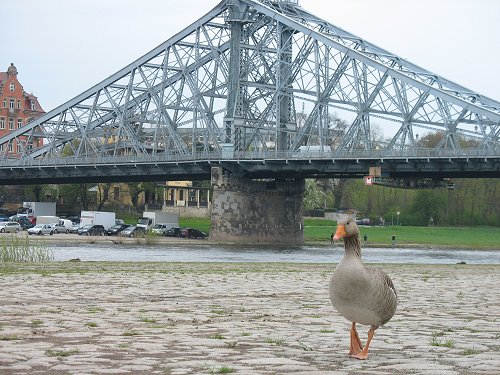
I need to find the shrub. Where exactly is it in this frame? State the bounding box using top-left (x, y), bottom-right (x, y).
top-left (0, 234), bottom-right (54, 262)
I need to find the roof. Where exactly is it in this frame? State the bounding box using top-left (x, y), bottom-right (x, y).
top-left (24, 92), bottom-right (44, 112)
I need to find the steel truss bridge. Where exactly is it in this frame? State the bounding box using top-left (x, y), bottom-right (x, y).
top-left (0, 0), bottom-right (499, 185)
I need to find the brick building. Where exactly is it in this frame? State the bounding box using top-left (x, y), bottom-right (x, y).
top-left (0, 63), bottom-right (45, 156)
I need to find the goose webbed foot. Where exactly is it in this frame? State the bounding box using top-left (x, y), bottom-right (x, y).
top-left (352, 326), bottom-right (376, 360)
top-left (348, 322), bottom-right (363, 356)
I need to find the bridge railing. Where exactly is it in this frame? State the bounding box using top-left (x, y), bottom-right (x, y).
top-left (0, 148), bottom-right (497, 169)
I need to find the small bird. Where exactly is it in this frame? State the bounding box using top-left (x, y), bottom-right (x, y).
top-left (329, 218), bottom-right (397, 360)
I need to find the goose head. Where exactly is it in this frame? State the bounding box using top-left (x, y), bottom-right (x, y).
top-left (333, 218), bottom-right (360, 241)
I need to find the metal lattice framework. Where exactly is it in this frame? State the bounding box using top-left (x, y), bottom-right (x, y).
top-left (1, 0), bottom-right (499, 169)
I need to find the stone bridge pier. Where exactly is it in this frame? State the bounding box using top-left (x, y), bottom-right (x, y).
top-left (209, 166), bottom-right (305, 244)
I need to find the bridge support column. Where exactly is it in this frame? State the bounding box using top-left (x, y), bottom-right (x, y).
top-left (209, 166), bottom-right (304, 244)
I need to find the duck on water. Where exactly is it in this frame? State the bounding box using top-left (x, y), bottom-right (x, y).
top-left (330, 219), bottom-right (398, 360)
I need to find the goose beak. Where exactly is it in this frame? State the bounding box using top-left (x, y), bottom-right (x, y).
top-left (333, 225), bottom-right (347, 241)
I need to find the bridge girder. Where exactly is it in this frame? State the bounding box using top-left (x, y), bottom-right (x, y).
top-left (0, 0), bottom-right (499, 181)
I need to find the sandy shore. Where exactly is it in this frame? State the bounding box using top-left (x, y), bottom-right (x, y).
top-left (0, 262), bottom-right (498, 374)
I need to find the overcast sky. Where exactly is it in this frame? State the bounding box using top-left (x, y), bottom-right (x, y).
top-left (2, 0), bottom-right (499, 112)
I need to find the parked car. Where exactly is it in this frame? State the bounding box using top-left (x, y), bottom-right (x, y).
top-left (120, 225), bottom-right (146, 238)
top-left (163, 227), bottom-right (183, 237)
top-left (115, 219), bottom-right (125, 225)
top-left (78, 224), bottom-right (105, 236)
top-left (52, 219), bottom-right (74, 234)
top-left (106, 224), bottom-right (130, 236)
top-left (180, 228), bottom-right (207, 239)
top-left (0, 221), bottom-right (22, 233)
top-left (52, 222), bottom-right (72, 234)
top-left (68, 223), bottom-right (81, 234)
top-left (356, 218), bottom-right (371, 226)
top-left (27, 224), bottom-right (54, 236)
top-left (151, 224), bottom-right (170, 235)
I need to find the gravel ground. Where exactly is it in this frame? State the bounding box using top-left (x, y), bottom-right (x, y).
top-left (0, 262), bottom-right (498, 374)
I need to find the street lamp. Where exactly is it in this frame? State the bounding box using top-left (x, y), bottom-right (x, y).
top-left (397, 211), bottom-right (400, 226)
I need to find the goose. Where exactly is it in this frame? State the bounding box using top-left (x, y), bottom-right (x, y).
top-left (329, 218), bottom-right (397, 360)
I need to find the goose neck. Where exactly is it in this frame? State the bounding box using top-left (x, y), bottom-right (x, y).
top-left (344, 235), bottom-right (361, 258)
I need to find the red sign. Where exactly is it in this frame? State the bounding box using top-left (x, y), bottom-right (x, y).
top-left (364, 176), bottom-right (374, 185)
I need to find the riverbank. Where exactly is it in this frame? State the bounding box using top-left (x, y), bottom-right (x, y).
top-left (0, 262), bottom-right (498, 374)
top-left (2, 231), bottom-right (499, 250)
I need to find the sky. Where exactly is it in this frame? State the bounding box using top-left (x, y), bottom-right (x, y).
top-left (2, 0), bottom-right (499, 113)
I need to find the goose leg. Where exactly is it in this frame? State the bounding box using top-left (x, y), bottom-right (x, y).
top-left (349, 322), bottom-right (363, 356)
top-left (353, 326), bottom-right (376, 360)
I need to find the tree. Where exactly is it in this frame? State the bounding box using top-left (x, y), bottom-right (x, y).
top-left (79, 183), bottom-right (92, 210)
top-left (96, 183), bottom-right (113, 211)
top-left (303, 179), bottom-right (324, 210)
top-left (127, 182), bottom-right (144, 209)
top-left (410, 190), bottom-right (446, 225)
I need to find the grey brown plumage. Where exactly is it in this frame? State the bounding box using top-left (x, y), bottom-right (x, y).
top-left (329, 219), bottom-right (397, 359)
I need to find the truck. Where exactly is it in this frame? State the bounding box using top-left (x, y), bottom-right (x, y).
top-left (80, 211), bottom-right (116, 230)
top-left (18, 202), bottom-right (57, 223)
top-left (36, 216), bottom-right (60, 225)
top-left (294, 145), bottom-right (332, 156)
top-left (137, 211), bottom-right (178, 231)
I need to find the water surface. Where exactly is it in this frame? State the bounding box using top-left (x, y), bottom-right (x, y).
top-left (51, 243), bottom-right (500, 264)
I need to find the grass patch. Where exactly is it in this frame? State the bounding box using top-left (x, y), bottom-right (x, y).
top-left (210, 365), bottom-right (236, 374)
top-left (84, 322), bottom-right (98, 328)
top-left (45, 348), bottom-right (79, 357)
top-left (430, 335), bottom-right (454, 348)
top-left (306, 222), bottom-right (500, 248)
top-left (139, 316), bottom-right (157, 323)
top-left (122, 330), bottom-right (141, 336)
top-left (319, 329), bottom-right (335, 333)
top-left (144, 231), bottom-right (160, 246)
top-left (86, 306), bottom-right (105, 314)
top-left (0, 335), bottom-right (20, 341)
top-left (31, 319), bottom-right (43, 326)
top-left (210, 309), bottom-right (227, 316)
top-left (173, 217), bottom-right (500, 247)
top-left (265, 336), bottom-right (285, 346)
top-left (462, 347), bottom-right (481, 355)
top-left (0, 234), bottom-right (54, 262)
top-left (210, 333), bottom-right (226, 340)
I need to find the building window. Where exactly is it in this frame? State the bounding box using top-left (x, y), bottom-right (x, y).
top-left (17, 100), bottom-right (21, 109)
top-left (8, 118), bottom-right (14, 130)
top-left (0, 144), bottom-right (3, 152)
top-left (30, 100), bottom-right (35, 111)
top-left (17, 119), bottom-right (23, 128)
top-left (8, 143), bottom-right (13, 152)
top-left (17, 144), bottom-right (22, 153)
top-left (2, 99), bottom-right (6, 108)
top-left (9, 82), bottom-right (15, 91)
top-left (9, 99), bottom-right (15, 109)
top-left (0, 118), bottom-right (5, 129)
top-left (179, 190), bottom-right (184, 201)
top-left (113, 187), bottom-right (120, 200)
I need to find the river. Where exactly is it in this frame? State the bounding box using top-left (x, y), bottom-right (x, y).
top-left (50, 243), bottom-right (500, 264)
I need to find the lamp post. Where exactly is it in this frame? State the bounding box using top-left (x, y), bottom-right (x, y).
top-left (397, 211), bottom-right (400, 226)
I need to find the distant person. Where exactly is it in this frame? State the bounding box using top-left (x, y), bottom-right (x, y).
top-left (330, 232), bottom-right (335, 244)
top-left (392, 234), bottom-right (396, 247)
top-left (363, 234), bottom-right (368, 245)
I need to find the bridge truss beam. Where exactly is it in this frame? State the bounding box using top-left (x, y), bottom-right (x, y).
top-left (0, 0), bottom-right (498, 182)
